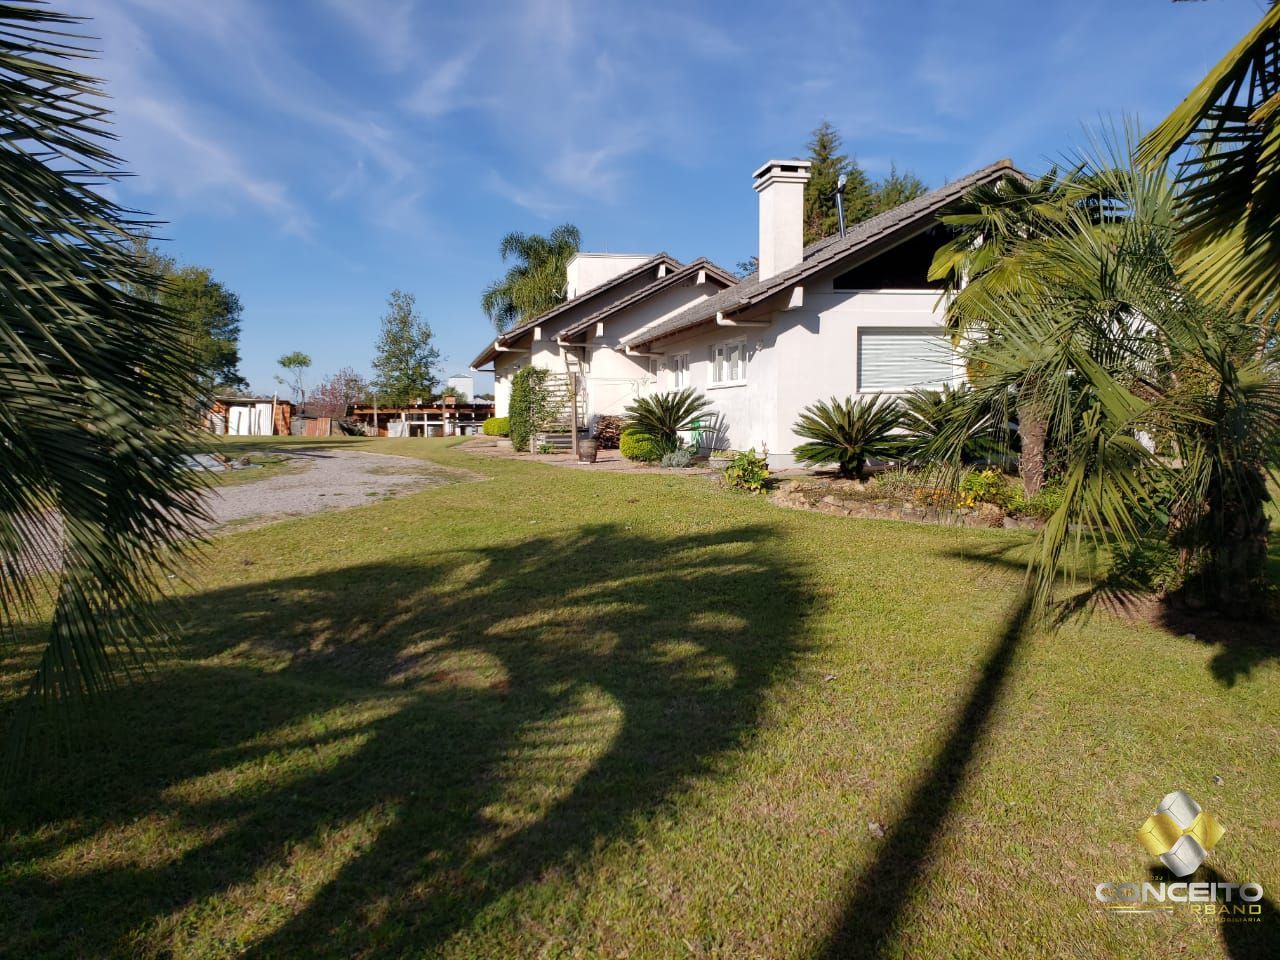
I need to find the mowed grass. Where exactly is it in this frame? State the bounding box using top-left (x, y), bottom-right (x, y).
top-left (1, 437), bottom-right (1276, 959)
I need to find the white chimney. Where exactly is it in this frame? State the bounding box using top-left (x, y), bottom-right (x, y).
top-left (753, 159), bottom-right (811, 281)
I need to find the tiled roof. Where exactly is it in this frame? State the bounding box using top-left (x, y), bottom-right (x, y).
top-left (625, 160), bottom-right (1024, 349)
top-left (556, 258), bottom-right (738, 342)
top-left (470, 253), bottom-right (681, 368)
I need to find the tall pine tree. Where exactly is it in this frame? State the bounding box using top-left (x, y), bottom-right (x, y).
top-left (872, 163), bottom-right (928, 215)
top-left (802, 121), bottom-right (873, 245)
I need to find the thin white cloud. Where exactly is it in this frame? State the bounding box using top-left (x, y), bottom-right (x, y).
top-left (484, 171), bottom-right (570, 219)
top-left (74, 2), bottom-right (310, 233)
top-left (404, 47), bottom-right (481, 119)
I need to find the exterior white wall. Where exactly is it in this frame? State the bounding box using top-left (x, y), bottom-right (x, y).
top-left (565, 253), bottom-right (653, 299)
top-left (493, 353), bottom-right (520, 417)
top-left (446, 374), bottom-right (474, 397)
top-left (653, 286), bottom-right (960, 467)
top-left (580, 280), bottom-right (721, 423)
top-left (488, 267), bottom-right (669, 417)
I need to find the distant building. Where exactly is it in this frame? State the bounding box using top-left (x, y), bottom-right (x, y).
top-left (204, 396), bottom-right (294, 436)
top-left (446, 374), bottom-right (474, 399)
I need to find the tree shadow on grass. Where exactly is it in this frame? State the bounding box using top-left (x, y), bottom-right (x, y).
top-left (815, 589), bottom-right (1034, 959)
top-left (950, 540), bottom-right (1278, 688)
top-left (1202, 867), bottom-right (1279, 960)
top-left (2, 522), bottom-right (807, 958)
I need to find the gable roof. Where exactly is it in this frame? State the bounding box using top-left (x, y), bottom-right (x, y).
top-left (470, 252), bottom-right (682, 368)
top-left (626, 159), bottom-right (1024, 349)
top-left (556, 258), bottom-right (738, 343)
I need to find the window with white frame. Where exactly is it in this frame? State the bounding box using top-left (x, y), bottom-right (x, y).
top-left (711, 341), bottom-right (747, 385)
top-left (670, 353), bottom-right (689, 388)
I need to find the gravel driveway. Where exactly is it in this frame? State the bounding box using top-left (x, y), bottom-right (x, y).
top-left (203, 447), bottom-right (465, 530)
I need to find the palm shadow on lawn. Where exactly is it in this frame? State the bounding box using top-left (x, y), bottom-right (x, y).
top-left (2, 521), bottom-right (807, 958)
top-left (815, 537), bottom-right (1276, 959)
top-left (816, 581), bottom-right (1033, 960)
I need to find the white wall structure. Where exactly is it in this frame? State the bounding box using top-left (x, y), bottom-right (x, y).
top-left (473, 254), bottom-right (709, 419)
top-left (472, 157), bottom-right (1021, 461)
top-left (754, 159), bottom-right (811, 280)
top-left (619, 159), bottom-right (1019, 468)
top-left (226, 402), bottom-right (275, 436)
top-left (565, 253), bottom-right (654, 300)
top-left (446, 374), bottom-right (474, 398)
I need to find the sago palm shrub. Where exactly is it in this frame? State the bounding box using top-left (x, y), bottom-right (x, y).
top-left (624, 388), bottom-right (713, 456)
top-left (1, 3), bottom-right (207, 765)
top-left (792, 395), bottom-right (904, 479)
top-left (899, 383), bottom-right (1009, 466)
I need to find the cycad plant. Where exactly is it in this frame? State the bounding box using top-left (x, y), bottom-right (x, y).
top-left (624, 388), bottom-right (713, 456)
top-left (1, 4), bottom-right (206, 763)
top-left (947, 135), bottom-right (1280, 617)
top-left (899, 383), bottom-right (1009, 466)
top-left (792, 395), bottom-right (904, 479)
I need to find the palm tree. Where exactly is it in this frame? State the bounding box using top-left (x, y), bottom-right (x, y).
top-left (952, 142), bottom-right (1280, 618)
top-left (928, 166), bottom-right (1095, 494)
top-left (1, 4), bottom-right (206, 762)
top-left (480, 224), bottom-right (581, 332)
top-left (1137, 4), bottom-right (1280, 321)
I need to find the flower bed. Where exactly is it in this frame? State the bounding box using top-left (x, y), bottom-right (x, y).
top-left (770, 476), bottom-right (1045, 530)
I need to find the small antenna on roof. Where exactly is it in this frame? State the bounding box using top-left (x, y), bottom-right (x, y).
top-left (835, 173), bottom-right (848, 238)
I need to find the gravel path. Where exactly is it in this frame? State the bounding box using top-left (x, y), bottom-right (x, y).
top-left (203, 448), bottom-right (466, 530)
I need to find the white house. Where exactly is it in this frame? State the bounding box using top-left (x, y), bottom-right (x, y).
top-left (473, 156), bottom-right (1023, 467)
top-left (470, 252), bottom-right (735, 421)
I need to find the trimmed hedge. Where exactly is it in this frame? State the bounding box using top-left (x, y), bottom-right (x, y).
top-left (620, 429), bottom-right (662, 463)
top-left (509, 367), bottom-right (552, 452)
top-left (482, 416), bottom-right (510, 437)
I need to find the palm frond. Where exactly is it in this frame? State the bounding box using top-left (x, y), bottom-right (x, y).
top-left (1137, 6), bottom-right (1280, 312)
top-left (1, 3), bottom-right (207, 769)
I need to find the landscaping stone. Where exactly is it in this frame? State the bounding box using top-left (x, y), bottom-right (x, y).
top-left (767, 474), bottom-right (1043, 531)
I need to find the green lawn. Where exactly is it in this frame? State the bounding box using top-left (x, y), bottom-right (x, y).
top-left (2, 438), bottom-right (1276, 959)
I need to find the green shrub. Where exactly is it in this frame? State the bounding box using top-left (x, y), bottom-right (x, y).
top-left (620, 429), bottom-right (662, 463)
top-left (1107, 539), bottom-right (1185, 596)
top-left (624, 388), bottom-right (713, 456)
top-left (900, 383), bottom-right (1010, 465)
top-left (958, 467), bottom-right (1017, 509)
top-left (792, 395), bottom-right (904, 479)
top-left (725, 448), bottom-right (769, 493)
top-left (660, 448), bottom-right (694, 468)
top-left (1010, 480), bottom-right (1065, 520)
top-left (482, 416), bottom-right (509, 437)
top-left (872, 466), bottom-right (931, 500)
top-left (593, 415), bottom-right (624, 449)
top-left (509, 367), bottom-right (552, 452)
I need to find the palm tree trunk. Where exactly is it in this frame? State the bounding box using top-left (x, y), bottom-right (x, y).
top-left (1017, 401), bottom-right (1047, 496)
top-left (1208, 465), bottom-right (1272, 614)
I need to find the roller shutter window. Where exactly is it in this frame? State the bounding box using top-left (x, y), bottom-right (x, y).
top-left (857, 329), bottom-right (957, 393)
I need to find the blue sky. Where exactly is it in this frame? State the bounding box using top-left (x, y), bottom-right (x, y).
top-left (73, 0), bottom-right (1262, 395)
